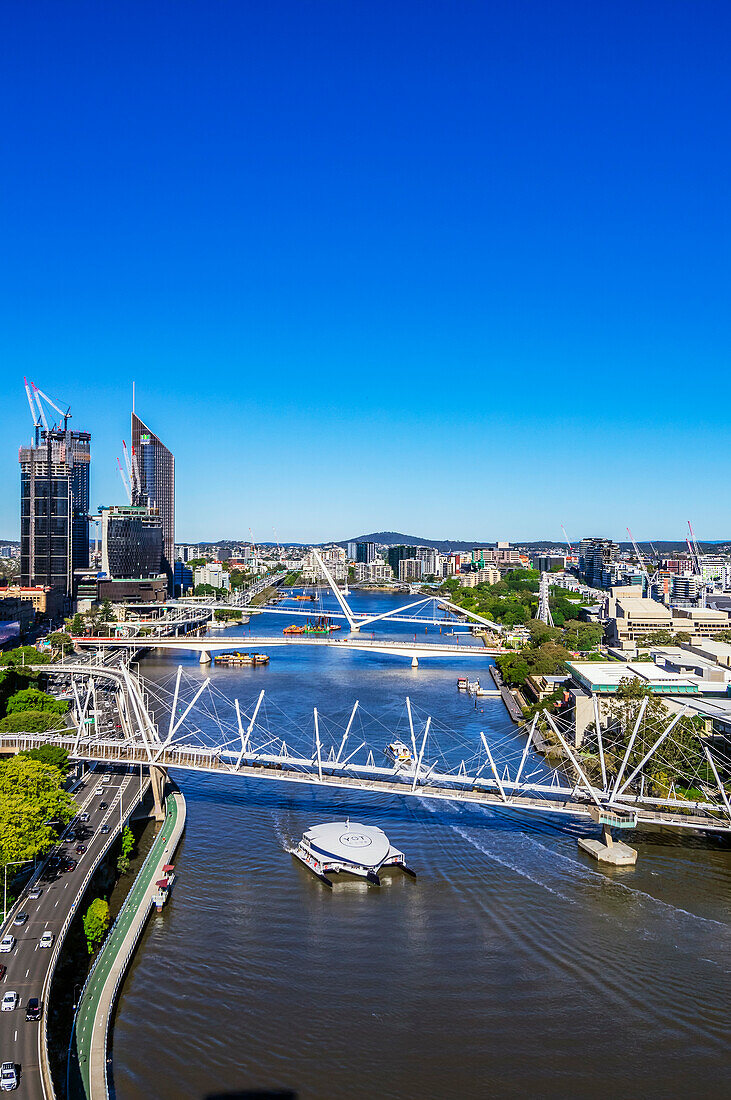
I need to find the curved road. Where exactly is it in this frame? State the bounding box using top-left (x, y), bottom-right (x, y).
top-left (0, 765), bottom-right (144, 1099)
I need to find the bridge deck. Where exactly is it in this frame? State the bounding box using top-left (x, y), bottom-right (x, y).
top-left (72, 635), bottom-right (500, 657)
top-left (1, 732), bottom-right (727, 834)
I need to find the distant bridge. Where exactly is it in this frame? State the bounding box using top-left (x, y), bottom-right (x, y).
top-left (71, 634), bottom-right (499, 666)
top-left (176, 552), bottom-right (503, 634)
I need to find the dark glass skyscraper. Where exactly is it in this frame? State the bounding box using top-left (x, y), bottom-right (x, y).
top-left (356, 541), bottom-right (376, 564)
top-left (19, 427), bottom-right (91, 597)
top-left (100, 504), bottom-right (163, 579)
top-left (131, 413), bottom-right (175, 588)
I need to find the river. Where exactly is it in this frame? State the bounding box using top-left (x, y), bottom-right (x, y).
top-left (111, 589), bottom-right (730, 1099)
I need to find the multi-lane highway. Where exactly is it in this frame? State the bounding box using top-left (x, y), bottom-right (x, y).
top-left (0, 765), bottom-right (145, 1098)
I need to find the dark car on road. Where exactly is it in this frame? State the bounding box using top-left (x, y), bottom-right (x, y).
top-left (63, 860), bottom-right (78, 872)
top-left (100, 824), bottom-right (110, 834)
top-left (0, 965), bottom-right (6, 981)
top-left (25, 998), bottom-right (41, 1021)
top-left (99, 801), bottom-right (108, 810)
top-left (75, 845), bottom-right (86, 854)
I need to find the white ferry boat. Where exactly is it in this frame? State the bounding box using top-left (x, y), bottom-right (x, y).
top-left (292, 820), bottom-right (416, 887)
top-left (384, 740), bottom-right (413, 766)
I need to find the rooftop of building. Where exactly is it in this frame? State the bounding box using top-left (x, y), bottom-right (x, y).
top-left (681, 639), bottom-right (731, 659)
top-left (673, 606), bottom-right (729, 621)
top-left (567, 661), bottom-right (705, 695)
top-left (615, 597), bottom-right (672, 617)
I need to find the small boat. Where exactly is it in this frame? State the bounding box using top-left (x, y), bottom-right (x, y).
top-left (457, 676), bottom-right (469, 690)
top-left (283, 624), bottom-right (307, 634)
top-left (291, 820), bottom-right (416, 887)
top-left (467, 680), bottom-right (480, 693)
top-left (385, 740), bottom-right (413, 766)
top-left (214, 651), bottom-right (270, 666)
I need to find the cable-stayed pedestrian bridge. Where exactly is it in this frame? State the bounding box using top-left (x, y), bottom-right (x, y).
top-left (176, 549), bottom-right (503, 634)
top-left (12, 664), bottom-right (731, 838)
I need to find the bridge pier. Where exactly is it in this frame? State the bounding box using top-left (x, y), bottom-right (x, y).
top-left (150, 765), bottom-right (168, 822)
top-left (578, 824), bottom-right (637, 867)
top-left (411, 656), bottom-right (419, 668)
top-left (199, 650), bottom-right (212, 665)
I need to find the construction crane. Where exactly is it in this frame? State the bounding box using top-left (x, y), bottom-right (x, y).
top-left (560, 524), bottom-right (574, 554)
top-left (627, 527), bottom-right (653, 595)
top-left (117, 457), bottom-right (132, 503)
top-left (687, 521), bottom-right (703, 574)
top-left (688, 521), bottom-right (708, 608)
top-left (121, 440), bottom-right (141, 502)
top-left (23, 378), bottom-right (72, 439)
top-left (32, 383), bottom-right (71, 429)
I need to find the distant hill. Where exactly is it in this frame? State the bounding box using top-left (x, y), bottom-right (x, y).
top-left (338, 532), bottom-right (488, 552)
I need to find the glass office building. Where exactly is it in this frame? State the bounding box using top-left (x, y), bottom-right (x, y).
top-left (19, 427), bottom-right (91, 598)
top-left (131, 413), bottom-right (175, 590)
top-left (100, 505), bottom-right (164, 579)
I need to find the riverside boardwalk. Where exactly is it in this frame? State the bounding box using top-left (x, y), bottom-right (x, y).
top-left (73, 790), bottom-right (186, 1100)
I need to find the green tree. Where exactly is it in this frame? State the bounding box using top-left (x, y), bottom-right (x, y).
top-left (121, 826), bottom-right (135, 859)
top-left (495, 655), bottom-right (531, 686)
top-left (0, 755), bottom-right (75, 872)
top-left (20, 745), bottom-right (69, 773)
top-left (561, 620), bottom-right (603, 651)
top-left (0, 647), bottom-right (50, 668)
top-left (68, 614), bottom-right (86, 636)
top-left (99, 598), bottom-right (115, 625)
top-left (6, 688), bottom-right (68, 716)
top-left (82, 897), bottom-right (111, 954)
top-left (47, 631), bottom-right (74, 658)
top-left (528, 621), bottom-right (563, 645)
top-left (598, 678), bottom-right (707, 794)
top-left (0, 710), bottom-right (67, 733)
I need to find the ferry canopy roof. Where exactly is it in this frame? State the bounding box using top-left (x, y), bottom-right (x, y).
top-left (304, 821), bottom-right (391, 868)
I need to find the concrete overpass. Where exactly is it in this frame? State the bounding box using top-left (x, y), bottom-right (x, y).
top-left (71, 635), bottom-right (499, 666)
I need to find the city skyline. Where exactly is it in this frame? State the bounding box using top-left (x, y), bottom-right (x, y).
top-left (3, 379), bottom-right (729, 548)
top-left (3, 3), bottom-right (730, 542)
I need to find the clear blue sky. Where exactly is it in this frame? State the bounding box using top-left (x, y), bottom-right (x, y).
top-left (2, 1), bottom-right (729, 544)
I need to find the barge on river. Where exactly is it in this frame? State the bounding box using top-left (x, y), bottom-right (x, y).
top-left (213, 651), bottom-right (270, 666)
top-left (283, 616), bottom-right (342, 635)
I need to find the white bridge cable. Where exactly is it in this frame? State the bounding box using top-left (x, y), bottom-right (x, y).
top-left (37, 664), bottom-right (731, 824)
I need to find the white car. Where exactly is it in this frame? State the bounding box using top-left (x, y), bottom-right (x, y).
top-left (27, 887), bottom-right (42, 901)
top-left (1, 992), bottom-right (18, 1012)
top-left (80, 812), bottom-right (90, 823)
top-left (0, 1062), bottom-right (17, 1091)
top-left (0, 938), bottom-right (15, 954)
top-left (39, 932), bottom-right (54, 949)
